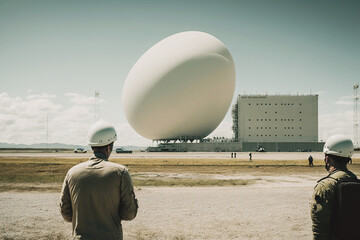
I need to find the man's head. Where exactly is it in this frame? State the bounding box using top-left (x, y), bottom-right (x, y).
top-left (323, 134), bottom-right (354, 172)
top-left (88, 121), bottom-right (117, 158)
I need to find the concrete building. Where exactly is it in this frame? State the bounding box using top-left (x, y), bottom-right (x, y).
top-left (237, 94), bottom-right (318, 142)
top-left (235, 94), bottom-right (322, 152)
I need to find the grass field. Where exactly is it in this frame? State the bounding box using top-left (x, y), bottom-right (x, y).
top-left (1, 155), bottom-right (360, 191)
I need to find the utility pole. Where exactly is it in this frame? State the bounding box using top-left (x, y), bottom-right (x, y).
top-left (46, 113), bottom-right (49, 148)
top-left (354, 83), bottom-right (359, 148)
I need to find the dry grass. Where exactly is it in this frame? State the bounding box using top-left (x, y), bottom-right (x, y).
top-left (1, 155), bottom-right (359, 191)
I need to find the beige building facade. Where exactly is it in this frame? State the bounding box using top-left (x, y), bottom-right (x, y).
top-left (237, 94), bottom-right (318, 143)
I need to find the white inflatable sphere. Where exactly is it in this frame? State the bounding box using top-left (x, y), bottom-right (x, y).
top-left (122, 31), bottom-right (235, 140)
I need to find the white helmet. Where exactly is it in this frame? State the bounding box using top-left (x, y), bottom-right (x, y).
top-left (323, 134), bottom-right (354, 158)
top-left (88, 121), bottom-right (117, 147)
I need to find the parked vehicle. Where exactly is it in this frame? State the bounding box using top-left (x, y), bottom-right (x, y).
top-left (115, 147), bottom-right (132, 153)
top-left (256, 147), bottom-right (266, 152)
top-left (74, 148), bottom-right (87, 153)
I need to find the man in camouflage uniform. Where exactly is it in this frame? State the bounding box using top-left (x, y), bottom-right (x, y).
top-left (311, 134), bottom-right (357, 240)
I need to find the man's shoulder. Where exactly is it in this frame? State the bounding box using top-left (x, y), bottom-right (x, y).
top-left (68, 161), bottom-right (88, 170)
top-left (314, 170), bottom-right (358, 195)
top-left (331, 169), bottom-right (357, 180)
top-left (314, 175), bottom-right (337, 196)
top-left (105, 161), bottom-right (128, 171)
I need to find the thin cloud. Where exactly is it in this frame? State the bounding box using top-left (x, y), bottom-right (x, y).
top-left (27, 93), bottom-right (57, 100)
top-left (335, 95), bottom-right (353, 105)
top-left (65, 92), bottom-right (105, 106)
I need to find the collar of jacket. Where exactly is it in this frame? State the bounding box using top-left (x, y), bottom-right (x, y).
top-left (329, 167), bottom-right (348, 176)
top-left (92, 152), bottom-right (108, 161)
top-left (317, 168), bottom-right (348, 183)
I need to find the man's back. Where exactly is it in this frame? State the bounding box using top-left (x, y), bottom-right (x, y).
top-left (60, 153), bottom-right (138, 240)
top-left (311, 168), bottom-right (357, 240)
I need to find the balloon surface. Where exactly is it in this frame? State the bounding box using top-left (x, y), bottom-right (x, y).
top-left (122, 31), bottom-right (236, 141)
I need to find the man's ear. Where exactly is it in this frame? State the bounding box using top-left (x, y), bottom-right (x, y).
top-left (324, 155), bottom-right (330, 164)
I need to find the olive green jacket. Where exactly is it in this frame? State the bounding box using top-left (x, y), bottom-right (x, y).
top-left (311, 168), bottom-right (357, 240)
top-left (60, 152), bottom-right (138, 240)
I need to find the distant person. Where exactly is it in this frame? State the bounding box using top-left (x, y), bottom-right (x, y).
top-left (311, 134), bottom-right (359, 240)
top-left (249, 152), bottom-right (252, 161)
top-left (308, 155), bottom-right (314, 167)
top-left (60, 121), bottom-right (138, 240)
top-left (231, 152), bottom-right (233, 158)
top-left (234, 152), bottom-right (236, 158)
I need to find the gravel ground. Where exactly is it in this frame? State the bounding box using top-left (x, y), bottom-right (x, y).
top-left (0, 174), bottom-right (317, 240)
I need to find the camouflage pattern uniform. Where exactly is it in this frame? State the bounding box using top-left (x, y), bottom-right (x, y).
top-left (311, 168), bottom-right (357, 240)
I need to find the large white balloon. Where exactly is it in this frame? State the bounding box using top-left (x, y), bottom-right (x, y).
top-left (122, 31), bottom-right (236, 141)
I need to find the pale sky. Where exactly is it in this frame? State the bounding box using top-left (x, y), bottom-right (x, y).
top-left (1, 0), bottom-right (359, 146)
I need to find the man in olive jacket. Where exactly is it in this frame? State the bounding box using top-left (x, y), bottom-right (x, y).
top-left (60, 121), bottom-right (138, 240)
top-left (311, 134), bottom-right (357, 240)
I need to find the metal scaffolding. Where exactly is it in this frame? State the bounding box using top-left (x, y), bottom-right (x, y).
top-left (231, 99), bottom-right (238, 142)
top-left (354, 83), bottom-right (359, 148)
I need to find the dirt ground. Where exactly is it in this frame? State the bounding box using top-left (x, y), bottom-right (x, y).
top-left (1, 152), bottom-right (359, 240)
top-left (0, 169), bottom-right (326, 240)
